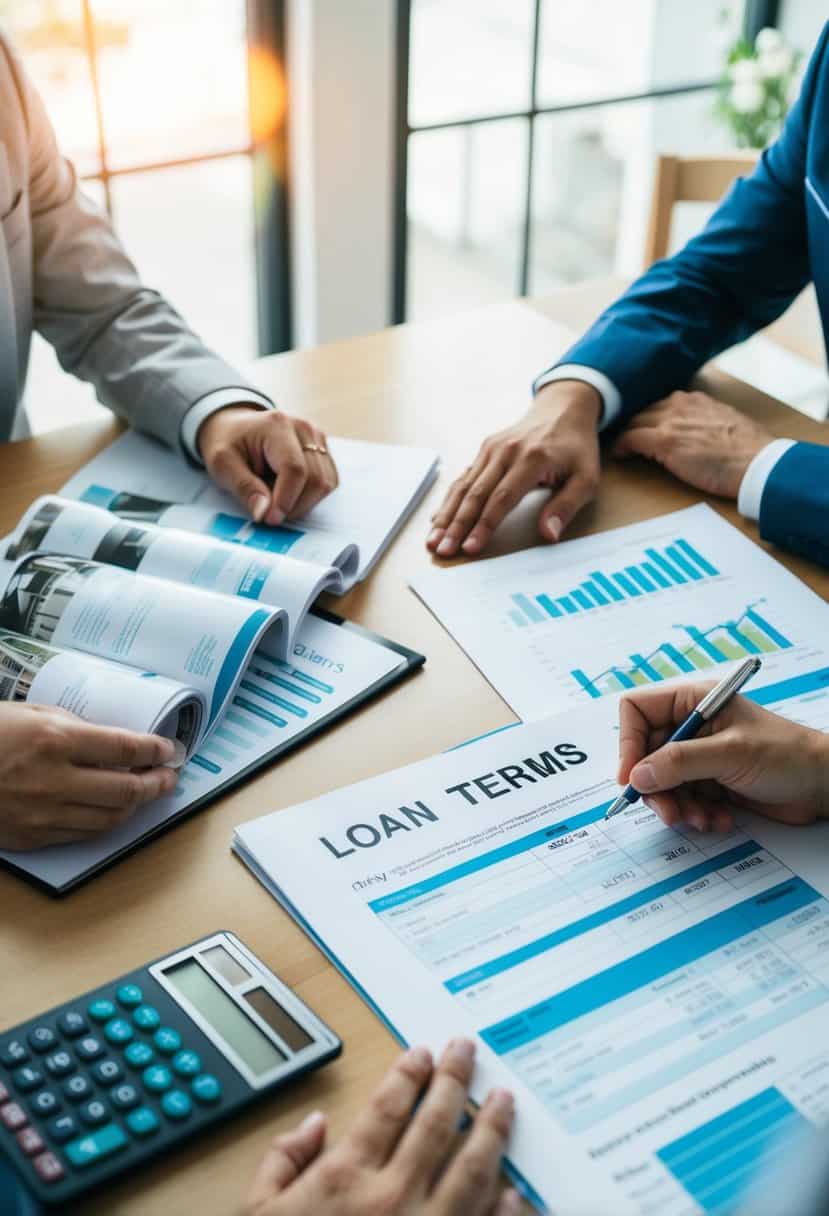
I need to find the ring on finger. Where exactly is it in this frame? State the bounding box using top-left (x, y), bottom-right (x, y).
top-left (301, 442), bottom-right (329, 455)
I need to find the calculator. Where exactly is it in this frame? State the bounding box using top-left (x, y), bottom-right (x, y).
top-left (0, 931), bottom-right (342, 1208)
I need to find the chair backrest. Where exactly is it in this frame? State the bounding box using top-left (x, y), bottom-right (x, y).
top-left (644, 152), bottom-right (759, 268)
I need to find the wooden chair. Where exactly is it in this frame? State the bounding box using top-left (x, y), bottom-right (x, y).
top-left (643, 152), bottom-right (759, 268)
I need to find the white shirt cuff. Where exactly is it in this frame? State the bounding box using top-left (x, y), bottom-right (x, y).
top-left (737, 438), bottom-right (796, 520)
top-left (180, 388), bottom-right (274, 463)
top-left (533, 364), bottom-right (622, 431)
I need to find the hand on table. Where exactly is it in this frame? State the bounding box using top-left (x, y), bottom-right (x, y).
top-left (613, 391), bottom-right (772, 498)
top-left (426, 381), bottom-right (601, 558)
top-left (198, 406), bottom-right (339, 527)
top-left (617, 682), bottom-right (829, 833)
top-left (246, 1039), bottom-right (520, 1216)
top-left (0, 704), bottom-right (179, 851)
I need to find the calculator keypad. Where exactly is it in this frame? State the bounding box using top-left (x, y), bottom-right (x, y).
top-left (0, 969), bottom-right (239, 1203)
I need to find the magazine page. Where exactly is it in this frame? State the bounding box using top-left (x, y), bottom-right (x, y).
top-left (60, 429), bottom-right (439, 586)
top-left (0, 629), bottom-right (205, 759)
top-left (0, 554), bottom-right (284, 736)
top-left (7, 496), bottom-right (342, 653)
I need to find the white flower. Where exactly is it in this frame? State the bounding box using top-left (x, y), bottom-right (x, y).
top-left (731, 80), bottom-right (765, 113)
top-left (758, 45), bottom-right (793, 79)
top-left (755, 27), bottom-right (783, 53)
top-left (731, 57), bottom-right (761, 85)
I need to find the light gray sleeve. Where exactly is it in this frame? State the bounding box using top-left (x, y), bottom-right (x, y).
top-left (6, 39), bottom-right (272, 452)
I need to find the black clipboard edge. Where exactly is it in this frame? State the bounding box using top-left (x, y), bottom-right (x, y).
top-left (1, 610), bottom-right (425, 898)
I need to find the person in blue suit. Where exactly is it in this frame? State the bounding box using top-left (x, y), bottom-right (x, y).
top-left (427, 23), bottom-right (829, 565)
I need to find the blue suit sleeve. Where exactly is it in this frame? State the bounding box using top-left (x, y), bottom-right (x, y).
top-left (759, 442), bottom-right (829, 568)
top-left (542, 23), bottom-right (829, 421)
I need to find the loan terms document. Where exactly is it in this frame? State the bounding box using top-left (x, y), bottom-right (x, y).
top-left (236, 664), bottom-right (829, 1215)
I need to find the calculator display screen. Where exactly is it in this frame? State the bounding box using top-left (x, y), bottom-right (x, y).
top-left (164, 959), bottom-right (286, 1076)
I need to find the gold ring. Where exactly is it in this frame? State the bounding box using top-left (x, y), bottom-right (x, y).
top-left (302, 443), bottom-right (328, 454)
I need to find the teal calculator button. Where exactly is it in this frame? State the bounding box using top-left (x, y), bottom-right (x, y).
top-left (191, 1074), bottom-right (222, 1104)
top-left (116, 984), bottom-right (143, 1009)
top-left (153, 1028), bottom-right (182, 1055)
top-left (65, 1122), bottom-right (128, 1169)
top-left (161, 1089), bottom-right (192, 1121)
top-left (172, 1050), bottom-right (201, 1078)
top-left (132, 1005), bottom-right (161, 1031)
top-left (104, 1018), bottom-right (133, 1046)
top-left (124, 1042), bottom-right (154, 1069)
top-left (142, 1064), bottom-right (172, 1093)
top-left (88, 999), bottom-right (116, 1023)
top-left (126, 1106), bottom-right (159, 1138)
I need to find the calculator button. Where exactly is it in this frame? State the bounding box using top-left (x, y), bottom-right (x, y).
top-left (0, 1039), bottom-right (29, 1067)
top-left (126, 1105), bottom-right (159, 1138)
top-left (12, 1065), bottom-right (43, 1093)
top-left (32, 1151), bottom-right (65, 1185)
top-left (0, 1102), bottom-right (27, 1131)
top-left (172, 1050), bottom-right (202, 1078)
top-left (16, 1125), bottom-right (45, 1156)
top-left (153, 1027), bottom-right (182, 1055)
top-left (31, 1089), bottom-right (61, 1117)
top-left (111, 1083), bottom-right (140, 1112)
top-left (132, 1005), bottom-right (161, 1031)
top-left (88, 999), bottom-right (116, 1023)
top-left (124, 1042), bottom-right (154, 1069)
top-left (117, 984), bottom-right (143, 1009)
top-left (58, 1010), bottom-right (88, 1039)
top-left (142, 1064), bottom-right (172, 1093)
top-left (65, 1123), bottom-right (127, 1170)
top-left (104, 1018), bottom-right (134, 1046)
top-left (48, 1113), bottom-right (77, 1143)
top-left (45, 1051), bottom-right (75, 1078)
top-left (92, 1059), bottom-right (124, 1087)
top-left (75, 1036), bottom-right (104, 1062)
top-left (160, 1089), bottom-right (192, 1121)
top-left (79, 1099), bottom-right (108, 1126)
top-left (191, 1074), bottom-right (222, 1104)
top-left (27, 1026), bottom-right (57, 1054)
top-left (63, 1074), bottom-right (93, 1103)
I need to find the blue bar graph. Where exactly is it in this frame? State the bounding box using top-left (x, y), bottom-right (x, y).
top-left (508, 535), bottom-right (719, 626)
top-left (571, 600), bottom-right (793, 698)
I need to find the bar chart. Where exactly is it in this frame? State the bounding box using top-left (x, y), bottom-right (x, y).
top-left (508, 536), bottom-right (718, 628)
top-left (571, 601), bottom-right (792, 698)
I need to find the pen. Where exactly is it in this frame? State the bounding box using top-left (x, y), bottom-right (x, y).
top-left (604, 656), bottom-right (763, 820)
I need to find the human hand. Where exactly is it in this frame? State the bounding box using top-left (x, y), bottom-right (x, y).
top-left (426, 381), bottom-right (601, 558)
top-left (245, 1038), bottom-right (520, 1216)
top-left (0, 704), bottom-right (179, 850)
top-left (617, 681), bottom-right (829, 832)
top-left (198, 406), bottom-right (339, 526)
top-left (613, 391), bottom-right (772, 499)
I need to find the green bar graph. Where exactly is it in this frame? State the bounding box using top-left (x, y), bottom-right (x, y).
top-left (571, 601), bottom-right (792, 699)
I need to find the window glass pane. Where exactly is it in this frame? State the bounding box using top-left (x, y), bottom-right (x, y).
top-left (90, 0), bottom-right (249, 169)
top-left (529, 91), bottom-right (734, 295)
top-left (407, 119), bottom-right (527, 321)
top-left (110, 156), bottom-right (256, 366)
top-left (3, 1), bottom-right (102, 176)
top-left (538, 0), bottom-right (744, 106)
top-left (409, 0), bottom-right (533, 127)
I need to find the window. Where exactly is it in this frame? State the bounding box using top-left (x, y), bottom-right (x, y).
top-left (397, 0), bottom-right (768, 323)
top-left (2, 0), bottom-right (287, 434)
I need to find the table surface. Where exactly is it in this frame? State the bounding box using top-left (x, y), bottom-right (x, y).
top-left (1, 276), bottom-right (827, 1215)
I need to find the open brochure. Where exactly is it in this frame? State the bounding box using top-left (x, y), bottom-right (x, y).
top-left (59, 428), bottom-right (439, 586)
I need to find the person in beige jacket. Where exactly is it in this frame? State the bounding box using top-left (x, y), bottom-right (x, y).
top-left (0, 34), bottom-right (338, 850)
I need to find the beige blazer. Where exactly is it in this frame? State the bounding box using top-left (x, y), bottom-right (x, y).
top-left (0, 34), bottom-right (264, 447)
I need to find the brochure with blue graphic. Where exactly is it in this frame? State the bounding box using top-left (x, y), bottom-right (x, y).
top-left (233, 662), bottom-right (829, 1214)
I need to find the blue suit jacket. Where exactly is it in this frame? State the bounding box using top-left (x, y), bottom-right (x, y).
top-left (553, 22), bottom-right (829, 564)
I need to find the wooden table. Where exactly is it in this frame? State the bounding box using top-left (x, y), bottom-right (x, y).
top-left (1, 277), bottom-right (827, 1214)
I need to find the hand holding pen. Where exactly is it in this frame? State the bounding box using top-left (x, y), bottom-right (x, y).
top-left (609, 658), bottom-right (829, 832)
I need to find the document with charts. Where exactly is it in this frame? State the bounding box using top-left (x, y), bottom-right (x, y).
top-left (410, 503), bottom-right (829, 721)
top-left (235, 662), bottom-right (829, 1215)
